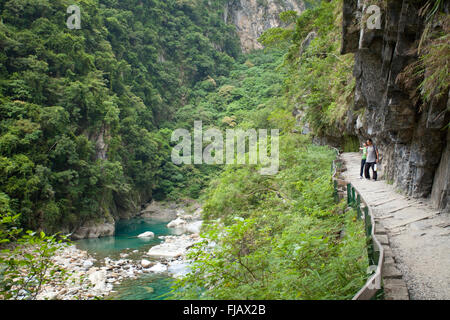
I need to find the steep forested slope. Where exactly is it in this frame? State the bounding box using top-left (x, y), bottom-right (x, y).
top-left (0, 0), bottom-right (374, 301)
top-left (0, 0), bottom-right (240, 233)
top-left (172, 46), bottom-right (369, 300)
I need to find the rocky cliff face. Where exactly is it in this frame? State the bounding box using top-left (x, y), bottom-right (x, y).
top-left (341, 0), bottom-right (449, 212)
top-left (225, 0), bottom-right (305, 52)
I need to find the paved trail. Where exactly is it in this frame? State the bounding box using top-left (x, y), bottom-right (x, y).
top-left (341, 153), bottom-right (450, 300)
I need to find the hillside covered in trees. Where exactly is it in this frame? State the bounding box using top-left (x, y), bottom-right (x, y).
top-left (0, 0), bottom-right (448, 302)
top-left (0, 0), bottom-right (242, 233)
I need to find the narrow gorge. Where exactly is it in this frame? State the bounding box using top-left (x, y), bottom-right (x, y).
top-left (0, 0), bottom-right (448, 302)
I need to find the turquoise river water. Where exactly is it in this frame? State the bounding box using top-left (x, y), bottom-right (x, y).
top-left (76, 218), bottom-right (177, 300)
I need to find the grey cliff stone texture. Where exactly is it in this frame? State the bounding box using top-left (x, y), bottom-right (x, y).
top-left (341, 0), bottom-right (449, 212)
top-left (226, 0), bottom-right (305, 52)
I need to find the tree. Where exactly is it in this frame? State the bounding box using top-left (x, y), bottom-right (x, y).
top-left (0, 196), bottom-right (71, 300)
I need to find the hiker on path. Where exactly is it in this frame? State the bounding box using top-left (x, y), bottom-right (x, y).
top-left (359, 142), bottom-right (367, 179)
top-left (364, 139), bottom-right (379, 181)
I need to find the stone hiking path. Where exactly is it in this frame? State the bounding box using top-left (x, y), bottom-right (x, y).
top-left (341, 153), bottom-right (450, 300)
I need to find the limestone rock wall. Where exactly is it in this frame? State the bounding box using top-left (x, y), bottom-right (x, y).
top-left (71, 218), bottom-right (115, 240)
top-left (341, 0), bottom-right (449, 212)
top-left (225, 0), bottom-right (305, 52)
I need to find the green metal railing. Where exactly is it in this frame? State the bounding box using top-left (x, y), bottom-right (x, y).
top-left (331, 148), bottom-right (384, 300)
top-left (346, 183), bottom-right (379, 268)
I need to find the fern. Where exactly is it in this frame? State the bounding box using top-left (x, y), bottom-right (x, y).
top-left (397, 0), bottom-right (449, 108)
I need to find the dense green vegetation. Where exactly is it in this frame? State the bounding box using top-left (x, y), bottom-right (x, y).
top-left (1, 0), bottom-right (448, 301)
top-left (171, 56), bottom-right (368, 301)
top-left (171, 1), bottom-right (369, 299)
top-left (0, 204), bottom-right (71, 300)
top-left (1, 0), bottom-right (372, 300)
top-left (284, 1), bottom-right (355, 139)
top-left (261, 0), bottom-right (355, 141)
top-left (0, 0), bottom-right (240, 233)
top-left (168, 48), bottom-right (288, 199)
top-left (398, 0), bottom-right (449, 109)
top-left (174, 133), bottom-right (368, 299)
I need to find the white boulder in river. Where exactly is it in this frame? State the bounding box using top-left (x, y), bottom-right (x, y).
top-left (82, 260), bottom-right (94, 269)
top-left (185, 221), bottom-right (202, 234)
top-left (147, 235), bottom-right (200, 259)
top-left (141, 259), bottom-right (152, 268)
top-left (88, 270), bottom-right (107, 293)
top-left (149, 263), bottom-right (167, 273)
top-left (167, 218), bottom-right (186, 229)
top-left (167, 260), bottom-right (190, 279)
top-left (147, 244), bottom-right (185, 259)
top-left (137, 231), bottom-right (155, 238)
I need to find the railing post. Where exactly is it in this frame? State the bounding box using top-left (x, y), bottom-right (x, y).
top-left (352, 187), bottom-right (384, 300)
top-left (365, 208), bottom-right (372, 237)
top-left (356, 194), bottom-right (361, 216)
top-left (333, 180), bottom-right (338, 203)
top-left (352, 187), bottom-right (356, 207)
top-left (347, 184), bottom-right (352, 205)
top-left (363, 206), bottom-right (369, 219)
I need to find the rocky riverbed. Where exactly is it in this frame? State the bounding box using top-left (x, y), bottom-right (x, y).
top-left (35, 203), bottom-right (203, 300)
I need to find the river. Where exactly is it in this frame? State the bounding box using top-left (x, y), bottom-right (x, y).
top-left (76, 218), bottom-right (178, 300)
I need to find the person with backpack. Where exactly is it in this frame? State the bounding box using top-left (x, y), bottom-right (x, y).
top-left (359, 142), bottom-right (367, 179)
top-left (364, 139), bottom-right (379, 181)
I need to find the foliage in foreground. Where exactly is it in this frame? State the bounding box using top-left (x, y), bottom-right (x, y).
top-left (397, 0), bottom-right (449, 110)
top-left (169, 1), bottom-right (369, 300)
top-left (0, 0), bottom-right (240, 232)
top-left (170, 2), bottom-right (369, 296)
top-left (172, 133), bottom-right (369, 299)
top-left (0, 196), bottom-right (71, 300)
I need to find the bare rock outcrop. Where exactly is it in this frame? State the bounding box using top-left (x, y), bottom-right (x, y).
top-left (71, 218), bottom-right (115, 240)
top-left (341, 0), bottom-right (449, 212)
top-left (225, 0), bottom-right (305, 52)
